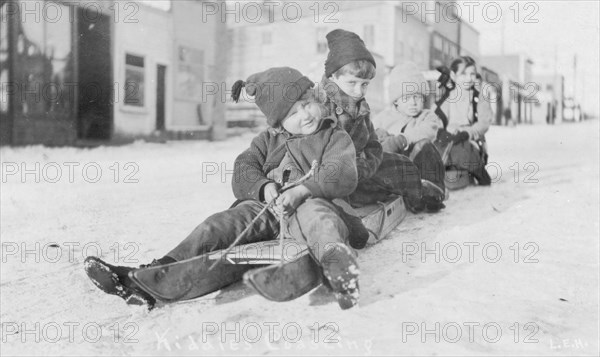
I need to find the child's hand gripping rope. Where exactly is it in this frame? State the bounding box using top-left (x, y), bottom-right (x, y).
top-left (207, 161), bottom-right (318, 271)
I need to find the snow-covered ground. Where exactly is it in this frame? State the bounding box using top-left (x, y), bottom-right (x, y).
top-left (1, 120), bottom-right (598, 356)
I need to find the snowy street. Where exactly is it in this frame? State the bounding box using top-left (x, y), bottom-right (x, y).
top-left (1, 120), bottom-right (598, 356)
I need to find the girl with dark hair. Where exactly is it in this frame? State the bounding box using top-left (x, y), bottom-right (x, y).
top-left (435, 56), bottom-right (492, 186)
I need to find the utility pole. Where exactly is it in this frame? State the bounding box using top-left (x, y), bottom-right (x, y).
top-left (553, 41), bottom-right (558, 123)
top-left (500, 11), bottom-right (505, 55)
top-left (573, 54), bottom-right (577, 102)
top-left (581, 69), bottom-right (585, 119)
top-left (553, 43), bottom-right (558, 86)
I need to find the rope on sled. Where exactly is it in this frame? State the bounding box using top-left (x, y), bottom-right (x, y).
top-left (208, 161), bottom-right (318, 271)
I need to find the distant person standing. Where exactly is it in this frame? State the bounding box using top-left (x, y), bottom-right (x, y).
top-left (503, 107), bottom-right (513, 126)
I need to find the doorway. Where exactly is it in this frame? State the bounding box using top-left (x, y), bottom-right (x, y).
top-left (77, 7), bottom-right (112, 140)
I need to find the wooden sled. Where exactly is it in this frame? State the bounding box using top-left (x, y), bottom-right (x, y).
top-left (445, 169), bottom-right (473, 190)
top-left (130, 196), bottom-right (407, 303)
top-left (244, 195), bottom-right (408, 302)
top-left (130, 240), bottom-right (309, 302)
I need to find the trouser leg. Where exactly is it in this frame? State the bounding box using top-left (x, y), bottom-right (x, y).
top-left (166, 200), bottom-right (279, 261)
top-left (287, 198), bottom-right (350, 261)
top-left (448, 141), bottom-right (490, 185)
top-left (350, 152), bottom-right (422, 206)
top-left (408, 140), bottom-right (446, 191)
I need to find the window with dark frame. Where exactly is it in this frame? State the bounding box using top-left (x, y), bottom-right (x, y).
top-left (124, 54), bottom-right (145, 107)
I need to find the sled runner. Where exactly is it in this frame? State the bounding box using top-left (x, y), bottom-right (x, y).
top-left (129, 239), bottom-right (310, 302)
top-left (445, 169), bottom-right (473, 190)
top-left (244, 195), bottom-right (408, 302)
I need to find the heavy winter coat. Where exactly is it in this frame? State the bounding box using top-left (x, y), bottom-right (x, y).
top-left (320, 77), bottom-right (422, 204)
top-left (320, 76), bottom-right (383, 182)
top-left (373, 108), bottom-right (442, 152)
top-left (233, 117), bottom-right (358, 201)
top-left (439, 87), bottom-right (493, 141)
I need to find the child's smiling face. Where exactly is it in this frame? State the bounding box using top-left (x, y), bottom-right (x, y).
top-left (281, 100), bottom-right (323, 135)
top-left (452, 64), bottom-right (477, 90)
top-left (330, 73), bottom-right (371, 100)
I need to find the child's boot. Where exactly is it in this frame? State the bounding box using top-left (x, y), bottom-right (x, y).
top-left (320, 243), bottom-right (360, 310)
top-left (473, 167), bottom-right (492, 186)
top-left (421, 179), bottom-right (445, 201)
top-left (83, 256), bottom-right (172, 309)
top-left (404, 195), bottom-right (425, 213)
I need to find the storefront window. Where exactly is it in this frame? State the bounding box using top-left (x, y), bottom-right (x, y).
top-left (6, 1), bottom-right (74, 117)
top-left (0, 3), bottom-right (8, 114)
top-left (125, 54), bottom-right (145, 107)
top-left (0, 2), bottom-right (8, 62)
top-left (1, 2), bottom-right (9, 114)
top-left (45, 3), bottom-right (73, 116)
top-left (17, 0), bottom-right (46, 116)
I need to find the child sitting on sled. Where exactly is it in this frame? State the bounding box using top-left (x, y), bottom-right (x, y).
top-left (372, 62), bottom-right (446, 212)
top-left (85, 67), bottom-right (363, 310)
top-left (433, 56), bottom-right (493, 185)
top-left (319, 29), bottom-right (445, 209)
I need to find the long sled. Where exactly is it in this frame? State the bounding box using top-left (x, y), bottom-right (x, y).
top-left (445, 169), bottom-right (473, 190)
top-left (244, 195), bottom-right (407, 302)
top-left (130, 195), bottom-right (407, 303)
top-left (129, 239), bottom-right (311, 302)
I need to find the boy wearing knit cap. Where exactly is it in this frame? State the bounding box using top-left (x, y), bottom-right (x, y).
top-left (320, 29), bottom-right (441, 207)
top-left (84, 67), bottom-right (362, 310)
top-left (373, 62), bottom-right (446, 212)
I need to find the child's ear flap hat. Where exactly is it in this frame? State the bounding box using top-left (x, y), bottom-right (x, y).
top-left (324, 29), bottom-right (376, 78)
top-left (389, 62), bottom-right (430, 105)
top-left (231, 67), bottom-right (314, 127)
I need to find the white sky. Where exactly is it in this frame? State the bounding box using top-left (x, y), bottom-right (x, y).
top-left (461, 0), bottom-right (600, 116)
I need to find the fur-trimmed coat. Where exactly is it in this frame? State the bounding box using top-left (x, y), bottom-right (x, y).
top-left (373, 108), bottom-right (442, 153)
top-left (233, 117), bottom-right (358, 201)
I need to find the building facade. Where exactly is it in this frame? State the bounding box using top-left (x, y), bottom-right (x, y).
top-left (226, 1), bottom-right (393, 115)
top-left (481, 54), bottom-right (535, 125)
top-left (0, 0), bottom-right (226, 146)
top-left (226, 1), bottom-right (474, 116)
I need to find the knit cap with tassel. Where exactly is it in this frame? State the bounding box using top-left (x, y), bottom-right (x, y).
top-left (231, 67), bottom-right (314, 127)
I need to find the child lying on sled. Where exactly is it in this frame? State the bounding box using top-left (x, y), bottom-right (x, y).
top-left (85, 67), bottom-right (365, 310)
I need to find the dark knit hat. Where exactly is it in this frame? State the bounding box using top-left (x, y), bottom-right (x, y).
top-left (231, 67), bottom-right (314, 127)
top-left (324, 29), bottom-right (376, 78)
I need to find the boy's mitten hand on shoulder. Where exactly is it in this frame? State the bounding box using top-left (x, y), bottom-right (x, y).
top-left (452, 131), bottom-right (470, 144)
top-left (436, 129), bottom-right (453, 145)
top-left (376, 128), bottom-right (407, 152)
top-left (382, 135), bottom-right (408, 152)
